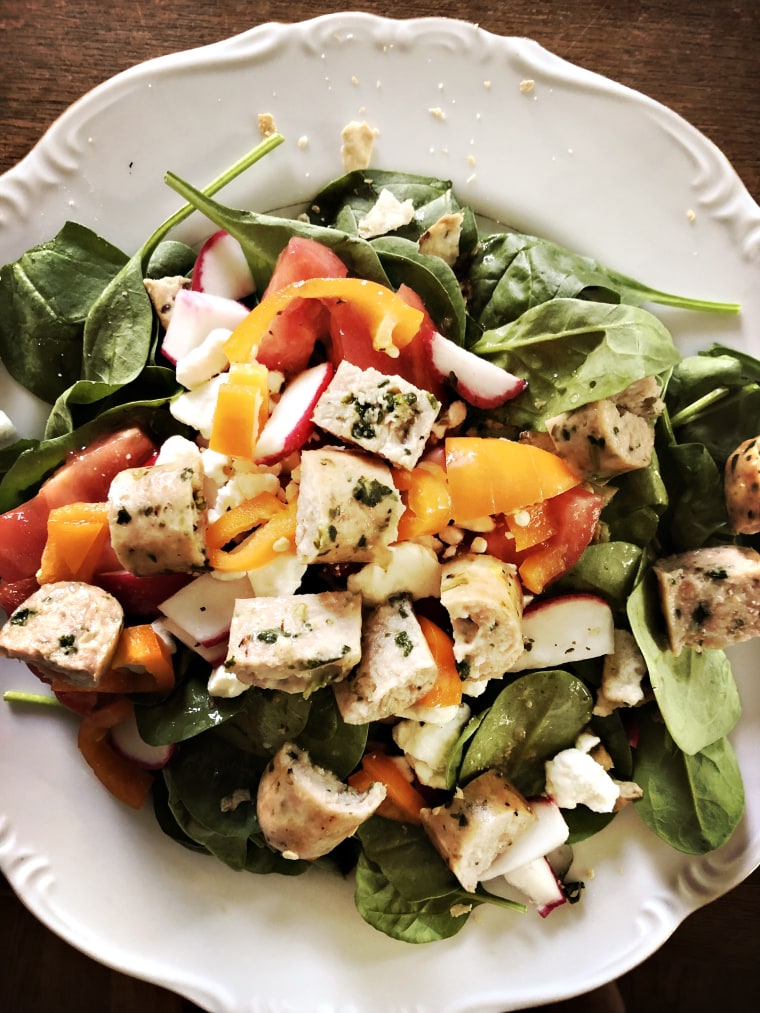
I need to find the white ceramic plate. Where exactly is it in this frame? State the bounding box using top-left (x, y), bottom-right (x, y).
top-left (1, 13), bottom-right (759, 1013)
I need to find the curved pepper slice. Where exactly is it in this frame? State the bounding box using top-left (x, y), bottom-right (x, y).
top-left (445, 437), bottom-right (581, 522)
top-left (77, 698), bottom-right (154, 809)
top-left (223, 277), bottom-right (424, 364)
top-left (206, 496), bottom-right (297, 572)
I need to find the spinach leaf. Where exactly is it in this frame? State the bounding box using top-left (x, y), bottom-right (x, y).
top-left (308, 168), bottom-right (479, 256)
top-left (354, 853), bottom-right (472, 943)
top-left (356, 817), bottom-right (461, 902)
top-left (216, 688), bottom-right (311, 756)
top-left (164, 173), bottom-right (391, 293)
top-left (658, 441), bottom-right (732, 551)
top-left (633, 708), bottom-right (744, 854)
top-left (371, 236), bottom-right (467, 342)
top-left (601, 453), bottom-right (669, 548)
top-left (563, 806), bottom-right (616, 845)
top-left (135, 665), bottom-right (248, 746)
top-left (464, 229), bottom-right (739, 331)
top-left (0, 221), bottom-right (129, 402)
top-left (295, 688), bottom-right (368, 778)
top-left (459, 670), bottom-right (594, 795)
top-left (470, 298), bottom-right (681, 430)
top-left (627, 575), bottom-right (741, 755)
top-left (145, 239), bottom-right (196, 279)
top-left (557, 541), bottom-right (643, 610)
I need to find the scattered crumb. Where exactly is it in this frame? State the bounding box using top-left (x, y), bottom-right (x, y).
top-left (341, 120), bottom-right (378, 170)
top-left (687, 208), bottom-right (697, 222)
top-left (351, 75), bottom-right (359, 86)
top-left (429, 107), bottom-right (446, 121)
top-left (449, 903), bottom-right (472, 918)
top-left (467, 154), bottom-right (476, 166)
top-left (483, 80), bottom-right (492, 89)
top-left (297, 135), bottom-right (309, 150)
top-left (520, 79), bottom-right (535, 94)
top-left (258, 112), bottom-right (277, 137)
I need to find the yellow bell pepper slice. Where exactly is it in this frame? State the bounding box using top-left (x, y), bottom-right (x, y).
top-left (37, 501), bottom-right (110, 584)
top-left (445, 437), bottom-right (581, 523)
top-left (223, 277), bottom-right (424, 364)
top-left (209, 362), bottom-right (270, 458)
top-left (392, 462), bottom-right (452, 540)
top-left (207, 497), bottom-right (297, 572)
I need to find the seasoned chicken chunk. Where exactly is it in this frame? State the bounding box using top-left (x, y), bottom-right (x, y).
top-left (653, 544), bottom-right (760, 654)
top-left (224, 591), bottom-right (362, 693)
top-left (420, 769), bottom-right (535, 892)
top-left (545, 377), bottom-right (664, 482)
top-left (295, 447), bottom-right (402, 564)
top-left (312, 361), bottom-right (440, 470)
top-left (440, 553), bottom-right (524, 696)
top-left (108, 459), bottom-right (208, 575)
top-left (256, 742), bottom-right (386, 860)
top-left (143, 275), bottom-right (191, 329)
top-left (333, 594), bottom-right (438, 724)
top-left (0, 581), bottom-right (123, 687)
top-left (724, 435), bottom-right (760, 535)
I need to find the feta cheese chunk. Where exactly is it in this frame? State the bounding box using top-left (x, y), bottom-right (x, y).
top-left (175, 326), bottom-right (231, 389)
top-left (0, 581), bottom-right (123, 688)
top-left (224, 591), bottom-right (362, 693)
top-left (544, 733), bottom-right (621, 813)
top-left (312, 361), bottom-right (440, 470)
top-left (347, 542), bottom-right (441, 604)
top-left (357, 188), bottom-right (415, 239)
top-left (108, 459), bottom-right (208, 576)
top-left (334, 594), bottom-right (439, 724)
top-left (295, 447), bottom-right (402, 564)
top-left (392, 703), bottom-right (471, 788)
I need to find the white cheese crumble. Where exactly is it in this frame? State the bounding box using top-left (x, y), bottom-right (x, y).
top-left (347, 542), bottom-right (442, 604)
top-left (544, 733), bottom-right (620, 813)
top-left (208, 664), bottom-right (249, 698)
top-left (357, 188), bottom-right (416, 239)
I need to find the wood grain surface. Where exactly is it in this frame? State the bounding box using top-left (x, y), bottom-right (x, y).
top-left (1, 2), bottom-right (758, 1012)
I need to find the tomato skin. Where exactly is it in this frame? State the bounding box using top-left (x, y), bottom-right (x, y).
top-left (0, 427), bottom-right (158, 606)
top-left (255, 237), bottom-right (348, 375)
top-left (478, 486), bottom-right (603, 592)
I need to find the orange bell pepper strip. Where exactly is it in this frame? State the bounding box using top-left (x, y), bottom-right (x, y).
top-left (205, 492), bottom-right (284, 550)
top-left (444, 437), bottom-right (581, 523)
top-left (223, 278), bottom-right (424, 364)
top-left (206, 497), bottom-right (297, 572)
top-left (504, 500), bottom-right (556, 552)
top-left (37, 502), bottom-right (110, 585)
top-left (518, 543), bottom-right (573, 596)
top-left (77, 698), bottom-right (154, 809)
top-left (392, 462), bottom-right (452, 541)
top-left (415, 616), bottom-right (463, 708)
top-left (209, 362), bottom-right (269, 458)
top-left (349, 750), bottom-right (427, 825)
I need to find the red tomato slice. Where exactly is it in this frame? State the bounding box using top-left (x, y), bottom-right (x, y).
top-left (255, 237), bottom-right (348, 375)
top-left (0, 427), bottom-right (158, 604)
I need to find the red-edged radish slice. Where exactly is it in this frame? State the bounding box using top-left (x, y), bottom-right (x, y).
top-left (502, 856), bottom-right (567, 917)
top-left (425, 329), bottom-right (526, 408)
top-left (482, 799), bottom-right (570, 880)
top-left (509, 594), bottom-right (615, 672)
top-left (157, 616), bottom-right (228, 666)
top-left (254, 361), bottom-right (334, 466)
top-left (191, 229), bottom-right (255, 300)
top-left (158, 574), bottom-right (252, 647)
top-left (110, 706), bottom-right (175, 770)
top-left (161, 289), bottom-right (249, 365)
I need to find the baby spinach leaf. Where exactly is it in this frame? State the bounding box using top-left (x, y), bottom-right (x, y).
top-left (563, 805), bottom-right (616, 844)
top-left (627, 575), bottom-right (741, 755)
top-left (145, 239), bottom-right (196, 279)
top-left (464, 229), bottom-right (739, 331)
top-left (216, 688), bottom-right (311, 756)
top-left (633, 708), bottom-right (745, 854)
top-left (135, 666), bottom-right (248, 746)
top-left (658, 442), bottom-right (732, 551)
top-left (601, 453), bottom-right (669, 548)
top-left (164, 173), bottom-right (391, 293)
top-left (371, 236), bottom-right (467, 342)
top-left (557, 542), bottom-right (643, 609)
top-left (459, 670), bottom-right (594, 795)
top-left (0, 221), bottom-right (129, 402)
top-left (357, 818), bottom-right (460, 902)
top-left (470, 298), bottom-right (681, 430)
top-left (295, 688), bottom-right (368, 778)
top-left (354, 853), bottom-right (472, 943)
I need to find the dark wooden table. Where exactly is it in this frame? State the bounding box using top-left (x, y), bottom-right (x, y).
top-left (1, 2), bottom-right (758, 1012)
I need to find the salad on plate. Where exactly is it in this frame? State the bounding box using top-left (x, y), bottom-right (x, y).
top-left (0, 129), bottom-right (757, 944)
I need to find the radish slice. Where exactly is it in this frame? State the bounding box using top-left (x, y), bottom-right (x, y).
top-left (509, 593), bottom-right (615, 672)
top-left (503, 857), bottom-right (567, 917)
top-left (158, 574), bottom-right (252, 648)
top-left (110, 707), bottom-right (175, 770)
top-left (255, 361), bottom-right (335, 465)
top-left (425, 330), bottom-right (526, 408)
top-left (191, 229), bottom-right (255, 300)
top-left (481, 799), bottom-right (570, 880)
top-left (161, 288), bottom-right (249, 365)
